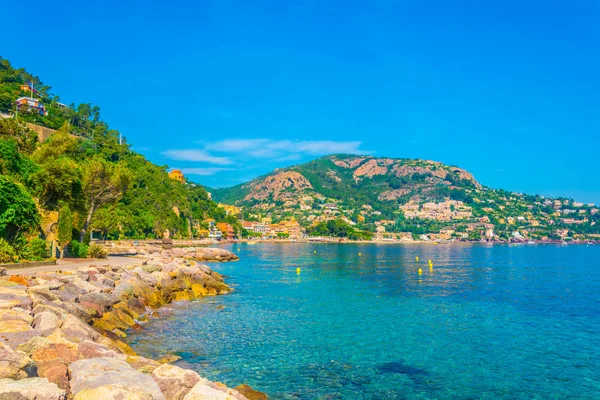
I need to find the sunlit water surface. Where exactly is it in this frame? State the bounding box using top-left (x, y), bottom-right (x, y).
top-left (127, 243), bottom-right (600, 399)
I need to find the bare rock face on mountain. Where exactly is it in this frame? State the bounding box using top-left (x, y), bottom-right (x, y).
top-left (243, 171), bottom-right (313, 202)
top-left (332, 156), bottom-right (368, 169)
top-left (353, 159), bottom-right (392, 180)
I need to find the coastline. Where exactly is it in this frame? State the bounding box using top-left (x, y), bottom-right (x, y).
top-left (227, 238), bottom-right (598, 245)
top-left (0, 246), bottom-right (264, 399)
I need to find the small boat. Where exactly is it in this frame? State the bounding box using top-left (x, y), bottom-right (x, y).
top-left (527, 241), bottom-right (536, 244)
top-left (246, 241), bottom-right (257, 245)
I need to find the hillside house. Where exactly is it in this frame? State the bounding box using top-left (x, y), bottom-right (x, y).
top-left (20, 84), bottom-right (38, 94)
top-left (323, 203), bottom-right (338, 210)
top-left (218, 203), bottom-right (241, 216)
top-left (55, 102), bottom-right (70, 111)
top-left (556, 229), bottom-right (569, 238)
top-left (168, 169), bottom-right (185, 183)
top-left (15, 97), bottom-right (47, 116)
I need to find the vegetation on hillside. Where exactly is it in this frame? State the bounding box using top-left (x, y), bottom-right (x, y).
top-left (213, 154), bottom-right (600, 242)
top-left (0, 57), bottom-right (239, 262)
top-left (307, 219), bottom-right (373, 240)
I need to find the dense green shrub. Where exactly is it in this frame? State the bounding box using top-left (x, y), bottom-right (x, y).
top-left (0, 175), bottom-right (40, 241)
top-left (26, 238), bottom-right (49, 261)
top-left (0, 238), bottom-right (16, 264)
top-left (88, 243), bottom-right (108, 259)
top-left (68, 240), bottom-right (88, 258)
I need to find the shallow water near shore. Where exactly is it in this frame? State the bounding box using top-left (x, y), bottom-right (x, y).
top-left (127, 243), bottom-right (600, 399)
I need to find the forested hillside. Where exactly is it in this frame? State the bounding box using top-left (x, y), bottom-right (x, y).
top-left (0, 56), bottom-right (238, 262)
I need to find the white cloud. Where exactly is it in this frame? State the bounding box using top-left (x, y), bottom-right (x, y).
top-left (178, 167), bottom-right (235, 176)
top-left (162, 150), bottom-right (233, 165)
top-left (205, 139), bottom-right (270, 152)
top-left (204, 138), bottom-right (369, 160)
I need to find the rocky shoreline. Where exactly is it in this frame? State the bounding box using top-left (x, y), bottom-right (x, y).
top-left (0, 247), bottom-right (265, 400)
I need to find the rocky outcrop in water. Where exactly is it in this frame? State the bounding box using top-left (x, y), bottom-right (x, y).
top-left (0, 249), bottom-right (264, 399)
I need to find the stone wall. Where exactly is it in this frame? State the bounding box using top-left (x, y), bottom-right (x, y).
top-left (25, 123), bottom-right (57, 143)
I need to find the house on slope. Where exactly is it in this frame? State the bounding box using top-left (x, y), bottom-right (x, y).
top-left (15, 96), bottom-right (48, 116)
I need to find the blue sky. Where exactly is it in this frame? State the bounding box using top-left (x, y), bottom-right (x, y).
top-left (2, 1), bottom-right (599, 202)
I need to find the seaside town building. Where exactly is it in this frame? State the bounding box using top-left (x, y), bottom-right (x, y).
top-left (242, 221), bottom-right (268, 235)
top-left (216, 222), bottom-right (235, 240)
top-left (205, 219), bottom-right (222, 240)
top-left (399, 200), bottom-right (473, 221)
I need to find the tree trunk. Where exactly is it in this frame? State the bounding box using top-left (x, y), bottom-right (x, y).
top-left (80, 202), bottom-right (96, 242)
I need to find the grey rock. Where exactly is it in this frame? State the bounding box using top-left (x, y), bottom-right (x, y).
top-left (68, 357), bottom-right (165, 399)
top-left (0, 377), bottom-right (66, 400)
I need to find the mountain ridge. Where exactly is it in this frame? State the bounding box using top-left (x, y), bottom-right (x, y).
top-left (210, 154), bottom-right (599, 241)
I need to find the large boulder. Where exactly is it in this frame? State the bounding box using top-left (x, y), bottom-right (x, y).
top-left (77, 341), bottom-right (121, 359)
top-left (33, 312), bottom-right (61, 332)
top-left (151, 364), bottom-right (203, 400)
top-left (0, 283), bottom-right (32, 311)
top-left (234, 384), bottom-right (268, 400)
top-left (0, 377), bottom-right (66, 399)
top-left (0, 319), bottom-right (32, 334)
top-left (68, 357), bottom-right (165, 400)
top-left (73, 384), bottom-right (160, 399)
top-left (0, 342), bottom-right (35, 379)
top-left (0, 308), bottom-right (33, 324)
top-left (60, 314), bottom-right (100, 342)
top-left (32, 344), bottom-right (80, 390)
top-left (183, 382), bottom-right (240, 400)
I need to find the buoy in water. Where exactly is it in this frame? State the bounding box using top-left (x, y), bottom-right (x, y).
top-left (314, 250), bottom-right (317, 253)
top-left (296, 268), bottom-right (301, 274)
top-left (359, 252), bottom-right (362, 256)
top-left (416, 256), bottom-right (419, 261)
top-left (418, 268), bottom-right (423, 275)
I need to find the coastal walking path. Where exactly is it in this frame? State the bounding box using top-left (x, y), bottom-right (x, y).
top-left (6, 256), bottom-right (144, 275)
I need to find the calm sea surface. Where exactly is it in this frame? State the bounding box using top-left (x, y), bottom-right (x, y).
top-left (127, 243), bottom-right (600, 399)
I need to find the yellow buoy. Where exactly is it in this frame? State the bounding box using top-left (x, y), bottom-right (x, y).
top-left (359, 252), bottom-right (362, 256)
top-left (314, 250), bottom-right (317, 253)
top-left (296, 268), bottom-right (301, 274)
top-left (416, 256), bottom-right (419, 261)
top-left (418, 268), bottom-right (423, 275)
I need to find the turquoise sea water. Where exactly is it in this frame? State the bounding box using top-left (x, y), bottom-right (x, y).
top-left (127, 243), bottom-right (600, 399)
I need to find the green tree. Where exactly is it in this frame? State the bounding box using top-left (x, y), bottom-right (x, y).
top-left (80, 157), bottom-right (132, 241)
top-left (32, 157), bottom-right (83, 209)
top-left (0, 176), bottom-right (39, 242)
top-left (57, 204), bottom-right (73, 258)
top-left (0, 119), bottom-right (38, 154)
top-left (31, 132), bottom-right (80, 162)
